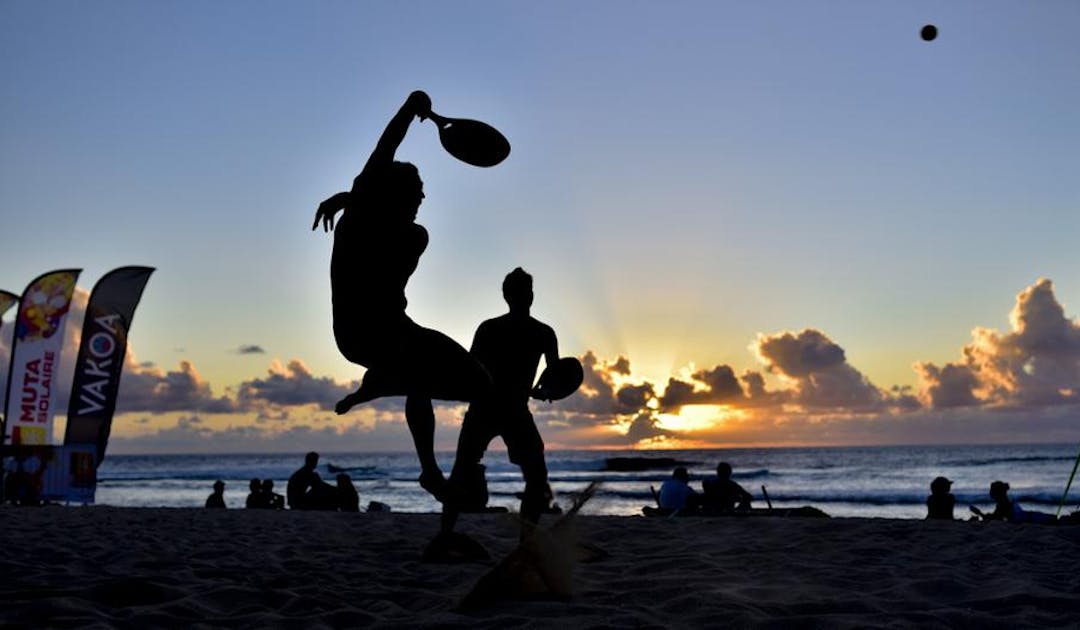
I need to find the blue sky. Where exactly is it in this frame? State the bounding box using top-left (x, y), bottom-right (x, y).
top-left (2, 1), bottom-right (1079, 452)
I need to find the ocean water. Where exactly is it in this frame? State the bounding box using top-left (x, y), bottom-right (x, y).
top-left (93, 443), bottom-right (1080, 519)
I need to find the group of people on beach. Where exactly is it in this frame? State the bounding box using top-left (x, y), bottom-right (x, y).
top-left (204, 451), bottom-right (363, 512)
top-left (926, 476), bottom-right (1075, 524)
top-left (656, 462), bottom-right (754, 514)
top-left (650, 464), bottom-right (1078, 524)
top-left (2, 450), bottom-right (45, 507)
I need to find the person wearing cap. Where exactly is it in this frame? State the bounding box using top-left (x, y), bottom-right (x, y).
top-left (658, 467), bottom-right (699, 512)
top-left (205, 480), bottom-right (226, 509)
top-left (926, 476), bottom-right (955, 520)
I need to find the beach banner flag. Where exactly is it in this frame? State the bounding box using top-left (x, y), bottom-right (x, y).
top-left (1, 269), bottom-right (81, 446)
top-left (64, 266), bottom-right (154, 465)
top-left (0, 290), bottom-right (18, 322)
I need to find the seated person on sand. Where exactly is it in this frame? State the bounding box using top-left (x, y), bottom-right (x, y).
top-left (337, 474), bottom-right (360, 512)
top-left (659, 467), bottom-right (699, 513)
top-left (246, 478), bottom-right (267, 509)
top-left (970, 480), bottom-right (1056, 524)
top-left (439, 267), bottom-right (561, 543)
top-left (205, 480), bottom-right (226, 509)
top-left (287, 452), bottom-right (338, 510)
top-left (926, 476), bottom-right (955, 520)
top-left (262, 479), bottom-right (285, 510)
top-left (4, 452), bottom-right (44, 507)
top-left (312, 90), bottom-right (492, 500)
top-left (701, 462), bottom-right (752, 513)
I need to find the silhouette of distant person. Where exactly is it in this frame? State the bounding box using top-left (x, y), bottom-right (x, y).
top-left (287, 452), bottom-right (337, 510)
top-left (205, 480), bottom-right (226, 509)
top-left (262, 479), bottom-right (285, 510)
top-left (3, 453), bottom-right (43, 507)
top-left (701, 462), bottom-right (752, 513)
top-left (246, 478), bottom-right (266, 509)
top-left (926, 476), bottom-right (955, 520)
top-left (970, 480), bottom-right (1056, 524)
top-left (440, 268), bottom-right (560, 540)
top-left (658, 467), bottom-right (699, 512)
top-left (337, 474), bottom-right (360, 512)
top-left (312, 90), bottom-right (491, 498)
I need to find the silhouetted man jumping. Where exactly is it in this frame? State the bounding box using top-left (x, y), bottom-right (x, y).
top-left (441, 268), bottom-right (559, 540)
top-left (312, 91), bottom-right (491, 497)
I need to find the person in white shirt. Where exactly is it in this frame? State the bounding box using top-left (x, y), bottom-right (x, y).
top-left (658, 466), bottom-right (699, 512)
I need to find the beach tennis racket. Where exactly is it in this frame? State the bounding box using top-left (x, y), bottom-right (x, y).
top-left (427, 111), bottom-right (510, 167)
top-left (532, 357), bottom-right (584, 402)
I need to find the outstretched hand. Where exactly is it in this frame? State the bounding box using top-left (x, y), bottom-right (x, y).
top-left (408, 90), bottom-right (432, 121)
top-left (313, 192), bottom-right (351, 232)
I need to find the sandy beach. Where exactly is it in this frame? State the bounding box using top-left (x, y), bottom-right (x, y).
top-left (1, 507), bottom-right (1078, 629)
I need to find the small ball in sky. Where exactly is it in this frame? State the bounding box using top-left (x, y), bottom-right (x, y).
top-left (921, 24), bottom-right (938, 41)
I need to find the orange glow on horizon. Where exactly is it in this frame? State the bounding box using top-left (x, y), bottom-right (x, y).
top-left (657, 404), bottom-right (744, 433)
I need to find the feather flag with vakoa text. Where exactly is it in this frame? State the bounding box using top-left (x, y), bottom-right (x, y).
top-left (64, 266), bottom-right (154, 466)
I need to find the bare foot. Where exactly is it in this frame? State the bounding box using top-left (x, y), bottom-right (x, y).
top-left (334, 392), bottom-right (362, 415)
top-left (419, 469), bottom-right (448, 500)
top-left (334, 376), bottom-right (383, 414)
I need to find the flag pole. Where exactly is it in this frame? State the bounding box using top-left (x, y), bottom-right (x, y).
top-left (1056, 441), bottom-right (1080, 518)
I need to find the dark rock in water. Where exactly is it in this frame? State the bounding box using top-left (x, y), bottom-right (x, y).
top-left (604, 457), bottom-right (695, 472)
top-left (366, 501), bottom-right (391, 512)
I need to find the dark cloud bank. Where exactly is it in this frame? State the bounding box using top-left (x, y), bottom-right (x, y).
top-left (3, 279), bottom-right (1079, 451)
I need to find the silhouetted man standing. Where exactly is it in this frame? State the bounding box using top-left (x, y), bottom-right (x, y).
top-left (442, 268), bottom-right (559, 540)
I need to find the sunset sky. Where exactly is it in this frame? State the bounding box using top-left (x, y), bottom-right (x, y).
top-left (2, 1), bottom-right (1079, 453)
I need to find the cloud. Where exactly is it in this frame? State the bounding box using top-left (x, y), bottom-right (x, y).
top-left (913, 363), bottom-right (980, 408)
top-left (1, 287), bottom-right (239, 418)
top-left (624, 411), bottom-right (678, 444)
top-left (916, 278), bottom-right (1080, 409)
top-left (236, 359), bottom-right (357, 412)
top-left (554, 352), bottom-right (656, 417)
top-left (107, 415), bottom-right (441, 455)
top-left (118, 360), bottom-right (238, 414)
top-left (753, 329), bottom-right (887, 409)
top-left (235, 345), bottom-right (266, 355)
top-left (7, 275), bottom-right (1077, 452)
top-left (659, 364), bottom-right (744, 409)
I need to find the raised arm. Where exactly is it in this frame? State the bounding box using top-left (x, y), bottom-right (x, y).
top-left (312, 91), bottom-right (431, 232)
top-left (358, 90), bottom-right (432, 182)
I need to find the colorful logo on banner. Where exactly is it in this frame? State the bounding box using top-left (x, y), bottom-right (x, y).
top-left (16, 275), bottom-right (76, 341)
top-left (2, 270), bottom-right (81, 446)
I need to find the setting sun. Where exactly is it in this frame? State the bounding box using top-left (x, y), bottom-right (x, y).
top-left (656, 404), bottom-right (741, 433)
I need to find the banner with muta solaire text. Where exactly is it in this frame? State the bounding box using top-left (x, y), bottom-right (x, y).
top-left (2, 269), bottom-right (81, 446)
top-left (64, 266), bottom-right (154, 465)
